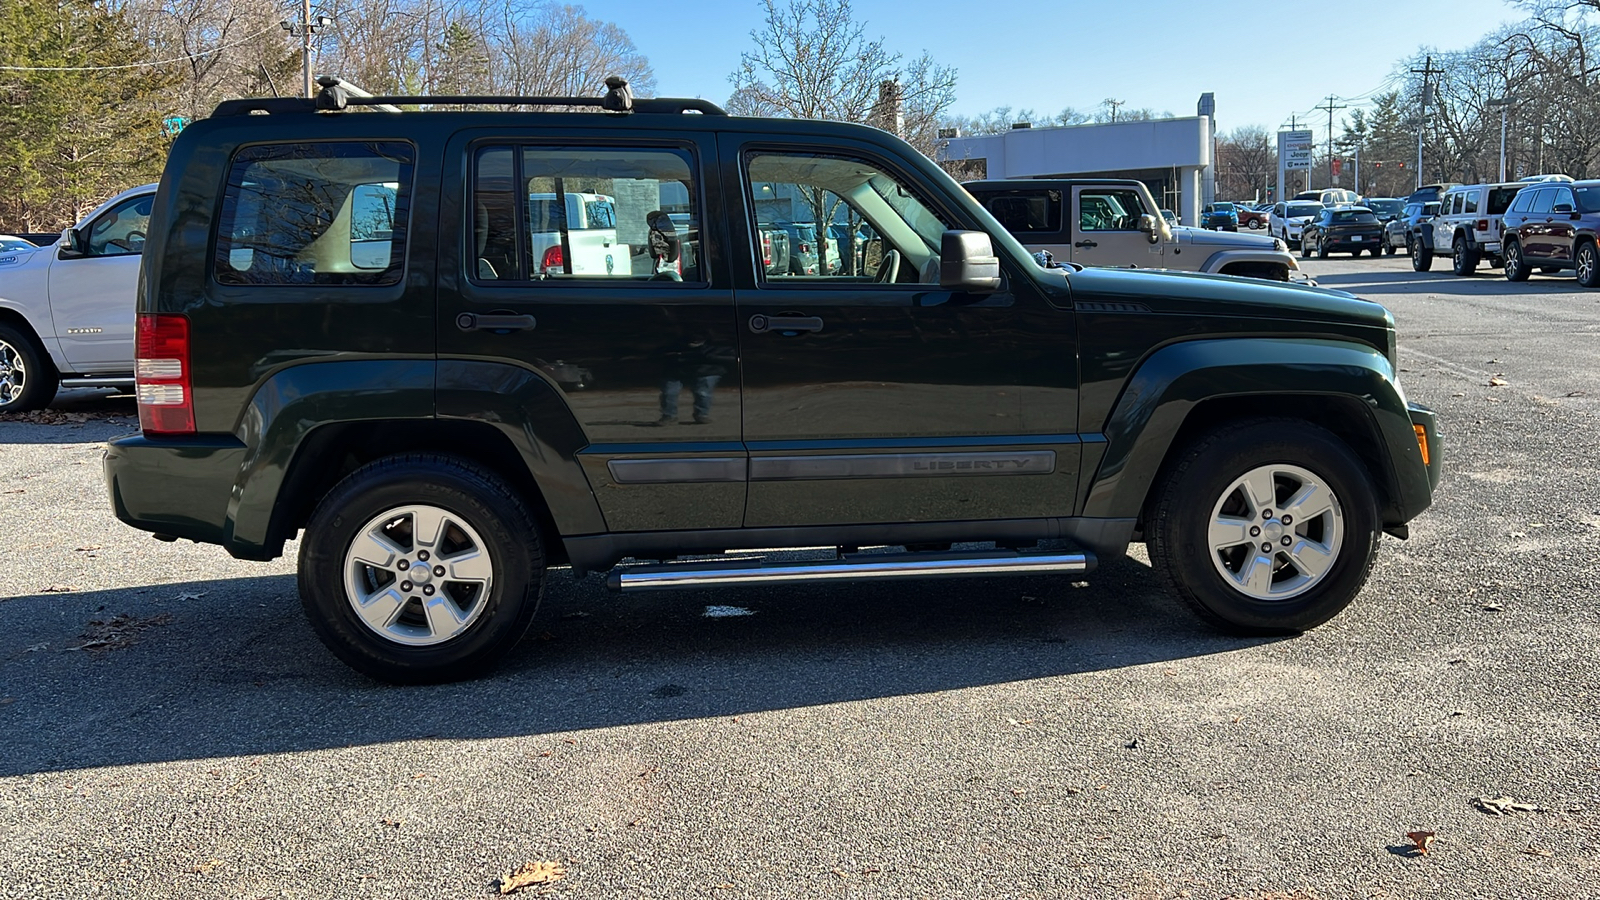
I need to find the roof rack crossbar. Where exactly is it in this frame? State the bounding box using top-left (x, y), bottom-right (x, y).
top-left (210, 95), bottom-right (727, 118)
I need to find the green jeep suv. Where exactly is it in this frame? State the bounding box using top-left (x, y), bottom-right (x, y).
top-left (104, 78), bottom-right (1442, 683)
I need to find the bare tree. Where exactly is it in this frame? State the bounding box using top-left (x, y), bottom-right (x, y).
top-left (727, 0), bottom-right (957, 154)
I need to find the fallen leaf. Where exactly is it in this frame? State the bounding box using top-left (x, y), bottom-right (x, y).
top-left (381, 818), bottom-right (403, 829)
top-left (42, 584), bottom-right (76, 593)
top-left (497, 861), bottom-right (566, 894)
top-left (189, 859), bottom-right (221, 875)
top-left (173, 592), bottom-right (207, 601)
top-left (1, 489), bottom-right (22, 495)
top-left (1522, 846), bottom-right (1554, 857)
top-left (830, 868), bottom-right (849, 879)
top-left (1406, 831), bottom-right (1435, 855)
top-left (714, 883), bottom-right (735, 890)
top-left (73, 545), bottom-right (102, 552)
top-left (69, 613), bottom-right (172, 654)
top-left (1566, 390), bottom-right (1588, 398)
top-left (1474, 795), bottom-right (1541, 815)
top-left (1488, 375), bottom-right (1508, 387)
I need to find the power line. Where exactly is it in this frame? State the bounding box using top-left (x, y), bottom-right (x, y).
top-left (1410, 55), bottom-right (1445, 188)
top-left (0, 24), bottom-right (280, 71)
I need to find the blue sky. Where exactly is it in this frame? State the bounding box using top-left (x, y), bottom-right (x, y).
top-left (604, 0), bottom-right (1523, 138)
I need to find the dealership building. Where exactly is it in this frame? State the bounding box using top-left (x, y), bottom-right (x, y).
top-left (938, 94), bottom-right (1219, 227)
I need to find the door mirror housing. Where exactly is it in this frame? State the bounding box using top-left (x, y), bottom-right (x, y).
top-left (1553, 202), bottom-right (1575, 214)
top-left (1137, 213), bottom-right (1162, 244)
top-left (56, 227), bottom-right (84, 259)
top-left (939, 230), bottom-right (1001, 293)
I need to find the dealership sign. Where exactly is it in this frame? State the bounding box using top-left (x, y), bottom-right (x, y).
top-left (1280, 130), bottom-right (1313, 170)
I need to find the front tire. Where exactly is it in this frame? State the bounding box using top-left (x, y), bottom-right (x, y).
top-left (1504, 240), bottom-right (1530, 282)
top-left (0, 324), bottom-right (59, 413)
top-left (298, 453), bottom-right (546, 684)
top-left (1577, 241), bottom-right (1600, 288)
top-left (1145, 419), bottom-right (1381, 634)
top-left (1412, 238), bottom-right (1433, 272)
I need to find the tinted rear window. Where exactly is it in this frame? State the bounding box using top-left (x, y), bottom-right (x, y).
top-left (1330, 210), bottom-right (1378, 224)
top-left (214, 141), bottom-right (414, 286)
top-left (1576, 185), bottom-right (1600, 212)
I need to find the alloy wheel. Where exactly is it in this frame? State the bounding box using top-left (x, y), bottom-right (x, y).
top-left (1206, 463), bottom-right (1345, 601)
top-left (343, 504), bottom-right (495, 646)
top-left (0, 338), bottom-right (27, 408)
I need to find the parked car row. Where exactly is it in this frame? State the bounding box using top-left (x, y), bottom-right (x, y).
top-left (1408, 178), bottom-right (1600, 285)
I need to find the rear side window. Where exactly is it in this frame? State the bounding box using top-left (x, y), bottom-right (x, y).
top-left (471, 144), bottom-right (701, 284)
top-left (1508, 191), bottom-right (1533, 213)
top-left (1528, 189), bottom-right (1554, 214)
top-left (1487, 187), bottom-right (1522, 215)
top-left (979, 191), bottom-right (1061, 233)
top-left (214, 142), bottom-right (414, 286)
top-left (1463, 191), bottom-right (1479, 215)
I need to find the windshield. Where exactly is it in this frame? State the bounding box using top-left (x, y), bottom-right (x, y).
top-left (1287, 203), bottom-right (1322, 218)
top-left (1212, 202), bottom-right (1234, 211)
top-left (1365, 199), bottom-right (1403, 217)
top-left (1577, 185), bottom-right (1600, 213)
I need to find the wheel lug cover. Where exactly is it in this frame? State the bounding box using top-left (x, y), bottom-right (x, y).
top-left (400, 581), bottom-right (413, 591)
top-left (434, 565), bottom-right (445, 577)
top-left (1281, 536), bottom-right (1292, 546)
top-left (418, 550), bottom-right (430, 561)
top-left (1281, 515), bottom-right (1292, 525)
top-left (423, 585), bottom-right (434, 596)
top-left (397, 560), bottom-right (409, 571)
top-left (1263, 510), bottom-right (1273, 519)
top-left (1250, 526), bottom-right (1261, 537)
top-left (1261, 542), bottom-right (1273, 553)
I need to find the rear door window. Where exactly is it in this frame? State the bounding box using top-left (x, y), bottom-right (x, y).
top-left (1462, 191), bottom-right (1479, 215)
top-left (470, 144), bottom-right (701, 284)
top-left (213, 141), bottom-right (414, 286)
top-left (1528, 189), bottom-right (1555, 214)
top-left (978, 190), bottom-right (1061, 234)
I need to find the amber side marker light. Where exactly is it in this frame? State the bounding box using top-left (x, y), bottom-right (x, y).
top-left (1413, 424), bottom-right (1430, 466)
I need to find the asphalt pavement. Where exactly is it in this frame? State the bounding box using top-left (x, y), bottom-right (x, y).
top-left (1, 254), bottom-right (1596, 898)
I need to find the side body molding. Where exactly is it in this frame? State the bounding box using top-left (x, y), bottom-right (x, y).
top-left (1080, 338), bottom-right (1427, 522)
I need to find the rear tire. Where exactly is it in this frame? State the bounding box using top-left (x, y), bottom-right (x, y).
top-left (1452, 236), bottom-right (1477, 276)
top-left (298, 453), bottom-right (546, 684)
top-left (1504, 240), bottom-right (1530, 282)
top-left (0, 323), bottom-right (59, 413)
top-left (1145, 418), bottom-right (1381, 634)
top-left (1578, 241), bottom-right (1600, 288)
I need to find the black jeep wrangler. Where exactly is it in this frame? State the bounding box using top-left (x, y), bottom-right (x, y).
top-left (105, 78), bottom-right (1442, 683)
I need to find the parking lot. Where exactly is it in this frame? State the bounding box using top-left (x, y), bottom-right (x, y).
top-left (1, 254), bottom-right (1596, 898)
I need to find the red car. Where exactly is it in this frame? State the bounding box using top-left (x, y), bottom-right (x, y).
top-left (1237, 204), bottom-right (1270, 229)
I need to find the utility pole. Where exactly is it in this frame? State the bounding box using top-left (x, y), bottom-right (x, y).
top-left (1104, 98), bottom-right (1125, 123)
top-left (1488, 98), bottom-right (1513, 183)
top-left (280, 3), bottom-right (335, 98)
top-left (1316, 95), bottom-right (1346, 187)
top-left (1411, 56), bottom-right (1445, 189)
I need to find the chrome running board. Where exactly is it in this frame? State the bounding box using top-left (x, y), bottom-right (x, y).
top-left (606, 549), bottom-right (1093, 592)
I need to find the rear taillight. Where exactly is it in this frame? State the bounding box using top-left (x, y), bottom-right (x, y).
top-left (761, 233), bottom-right (772, 267)
top-left (541, 244), bottom-right (564, 272)
top-left (1477, 219), bottom-right (1489, 232)
top-left (135, 314), bottom-right (194, 435)
top-left (799, 241), bottom-right (810, 253)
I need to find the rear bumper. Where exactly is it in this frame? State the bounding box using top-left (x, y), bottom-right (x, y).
top-left (104, 433), bottom-right (245, 548)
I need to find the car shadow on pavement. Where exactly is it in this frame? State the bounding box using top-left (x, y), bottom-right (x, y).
top-left (1310, 270), bottom-right (1576, 296)
top-left (0, 561), bottom-right (1280, 776)
top-left (0, 391), bottom-right (137, 445)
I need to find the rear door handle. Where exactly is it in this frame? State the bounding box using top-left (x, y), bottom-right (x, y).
top-left (457, 313), bottom-right (536, 332)
top-left (1074, 240), bottom-right (1098, 249)
top-left (749, 314), bottom-right (823, 334)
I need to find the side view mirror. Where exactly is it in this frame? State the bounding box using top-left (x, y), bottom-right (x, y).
top-left (1137, 213), bottom-right (1161, 244)
top-left (940, 230), bottom-right (1001, 293)
top-left (1553, 202), bottom-right (1575, 214)
top-left (56, 227), bottom-right (84, 259)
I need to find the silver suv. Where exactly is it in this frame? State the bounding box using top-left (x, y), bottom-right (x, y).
top-left (1411, 182), bottom-right (1527, 275)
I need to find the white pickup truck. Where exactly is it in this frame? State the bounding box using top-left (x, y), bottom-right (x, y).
top-left (528, 192), bottom-right (629, 276)
top-left (0, 184), bottom-right (156, 412)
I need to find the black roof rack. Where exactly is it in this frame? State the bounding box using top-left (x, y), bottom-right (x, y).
top-left (211, 74), bottom-right (726, 118)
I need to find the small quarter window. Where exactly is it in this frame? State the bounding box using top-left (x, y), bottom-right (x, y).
top-left (1462, 191), bottom-right (1479, 215)
top-left (214, 141), bottom-right (414, 286)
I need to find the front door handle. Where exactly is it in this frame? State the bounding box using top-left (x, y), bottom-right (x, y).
top-left (749, 314), bottom-right (823, 334)
top-left (457, 312), bottom-right (536, 333)
top-left (1074, 240), bottom-right (1098, 249)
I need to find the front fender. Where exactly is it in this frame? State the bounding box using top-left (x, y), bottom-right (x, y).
top-left (1197, 248), bottom-right (1299, 273)
top-left (1079, 338), bottom-right (1429, 523)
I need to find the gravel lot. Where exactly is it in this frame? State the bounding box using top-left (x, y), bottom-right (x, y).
top-left (1, 254), bottom-right (1596, 899)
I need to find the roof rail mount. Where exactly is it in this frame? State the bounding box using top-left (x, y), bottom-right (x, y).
top-left (212, 75), bottom-right (727, 118)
